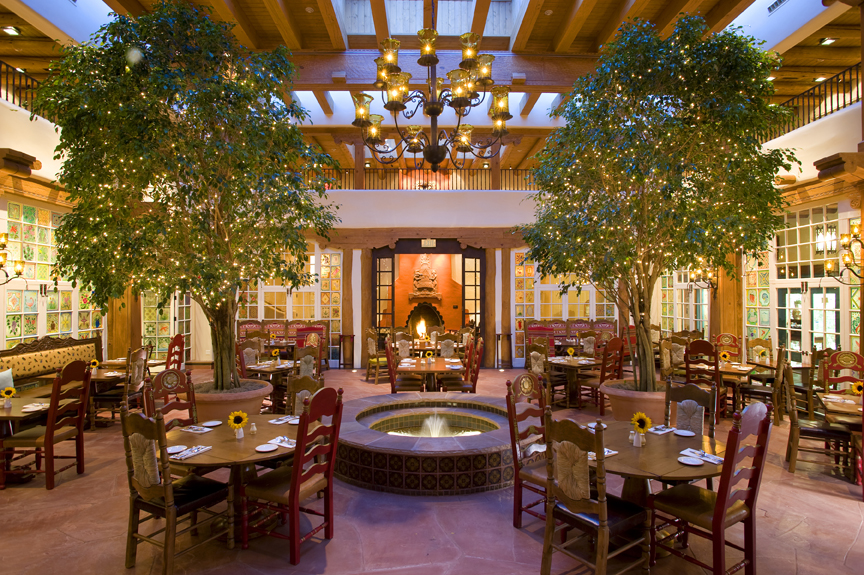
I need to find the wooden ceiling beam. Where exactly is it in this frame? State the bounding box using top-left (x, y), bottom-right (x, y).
top-left (471, 0), bottom-right (492, 38)
top-left (300, 126), bottom-right (556, 138)
top-left (593, 0), bottom-right (652, 52)
top-left (516, 137), bottom-right (546, 170)
top-left (0, 38), bottom-right (61, 54)
top-left (370, 0), bottom-right (390, 45)
top-left (704, 0), bottom-right (757, 36)
top-left (552, 0), bottom-right (599, 53)
top-left (0, 56), bottom-right (53, 71)
top-left (499, 140), bottom-right (521, 168)
top-left (519, 92), bottom-right (541, 116)
top-left (652, 0), bottom-right (703, 39)
top-left (773, 66), bottom-right (851, 75)
top-left (783, 46), bottom-right (861, 60)
top-left (817, 25), bottom-right (862, 39)
top-left (0, 15), bottom-right (32, 28)
top-left (317, 0), bottom-right (348, 51)
top-left (262, 0), bottom-right (302, 50)
top-left (102, 0), bottom-right (147, 17)
top-left (510, 0), bottom-right (544, 52)
top-left (210, 0), bottom-right (261, 50)
top-left (423, 0), bottom-right (436, 29)
top-left (313, 90), bottom-right (335, 115)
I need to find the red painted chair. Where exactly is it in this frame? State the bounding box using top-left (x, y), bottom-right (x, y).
top-left (506, 373), bottom-right (548, 528)
top-left (240, 387), bottom-right (344, 565)
top-left (649, 402), bottom-right (774, 575)
top-left (142, 369), bottom-right (197, 431)
top-left (384, 336), bottom-right (424, 393)
top-left (165, 333), bottom-right (184, 370)
top-left (441, 337), bottom-right (484, 393)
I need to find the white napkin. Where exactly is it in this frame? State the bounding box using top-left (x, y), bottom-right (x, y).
top-left (268, 415), bottom-right (299, 425)
top-left (588, 448), bottom-right (617, 461)
top-left (21, 403), bottom-right (49, 412)
top-left (680, 448), bottom-right (723, 465)
top-left (179, 425), bottom-right (213, 434)
top-left (823, 395), bottom-right (855, 404)
top-left (169, 445), bottom-right (212, 460)
top-left (103, 371), bottom-right (123, 376)
top-left (648, 425), bottom-right (675, 435)
top-left (268, 436), bottom-right (296, 449)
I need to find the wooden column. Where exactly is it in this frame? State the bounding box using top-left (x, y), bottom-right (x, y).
top-left (353, 139), bottom-right (366, 190)
top-left (710, 253), bottom-right (743, 340)
top-left (107, 287), bottom-right (141, 360)
top-left (483, 247), bottom-right (497, 367)
top-left (360, 248), bottom-right (372, 368)
top-left (860, 5), bottom-right (864, 152)
top-left (342, 249), bottom-right (354, 366)
top-left (500, 247), bottom-right (512, 368)
top-left (490, 142), bottom-right (501, 189)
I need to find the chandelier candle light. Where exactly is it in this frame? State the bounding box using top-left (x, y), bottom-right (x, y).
top-left (352, 3), bottom-right (511, 172)
top-left (0, 233), bottom-right (25, 286)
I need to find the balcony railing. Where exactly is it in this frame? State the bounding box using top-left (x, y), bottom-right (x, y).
top-left (320, 168), bottom-right (538, 191)
top-left (1, 59), bottom-right (41, 115)
top-left (765, 62), bottom-right (861, 142)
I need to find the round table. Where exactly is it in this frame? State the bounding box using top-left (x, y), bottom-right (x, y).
top-left (588, 421), bottom-right (725, 506)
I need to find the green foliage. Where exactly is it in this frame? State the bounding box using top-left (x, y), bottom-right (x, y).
top-left (35, 0), bottom-right (338, 389)
top-left (521, 17), bottom-right (798, 391)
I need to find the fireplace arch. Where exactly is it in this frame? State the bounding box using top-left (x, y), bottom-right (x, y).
top-left (406, 302), bottom-right (445, 338)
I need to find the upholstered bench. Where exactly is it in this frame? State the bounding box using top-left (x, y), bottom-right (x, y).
top-left (0, 336), bottom-right (103, 396)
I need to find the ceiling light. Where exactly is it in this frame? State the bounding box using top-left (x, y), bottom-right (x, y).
top-left (305, 6), bottom-right (314, 13)
top-left (766, 76), bottom-right (775, 81)
top-left (15, 67), bottom-right (24, 73)
top-left (544, 10), bottom-right (553, 15)
top-left (364, 161), bottom-right (371, 168)
top-left (814, 77), bottom-right (827, 82)
top-left (482, 162), bottom-right (490, 169)
top-left (2, 26), bottom-right (20, 36)
top-left (819, 37), bottom-right (836, 46)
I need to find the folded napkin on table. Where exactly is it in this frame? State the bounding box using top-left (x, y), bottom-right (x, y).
top-left (268, 436), bottom-right (296, 449)
top-left (648, 425), bottom-right (675, 435)
top-left (587, 448), bottom-right (617, 461)
top-left (823, 395), bottom-right (855, 404)
top-left (169, 445), bottom-right (212, 461)
top-left (268, 415), bottom-right (298, 424)
top-left (680, 448), bottom-right (723, 465)
top-left (179, 425), bottom-right (213, 434)
top-left (21, 403), bottom-right (49, 412)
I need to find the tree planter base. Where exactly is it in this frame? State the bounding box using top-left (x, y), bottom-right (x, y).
top-left (194, 380), bottom-right (273, 422)
top-left (599, 381), bottom-right (667, 425)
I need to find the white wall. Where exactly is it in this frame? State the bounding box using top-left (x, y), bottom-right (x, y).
top-left (3, 0), bottom-right (112, 45)
top-left (764, 102), bottom-right (862, 184)
top-left (731, 0), bottom-right (850, 54)
top-left (0, 99), bottom-right (62, 181)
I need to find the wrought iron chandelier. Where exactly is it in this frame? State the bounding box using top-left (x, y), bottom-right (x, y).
top-left (825, 222), bottom-right (864, 285)
top-left (0, 233), bottom-right (24, 287)
top-left (351, 4), bottom-right (511, 172)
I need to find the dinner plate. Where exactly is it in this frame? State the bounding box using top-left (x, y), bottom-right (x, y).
top-left (286, 416), bottom-right (300, 425)
top-left (255, 444), bottom-right (279, 453)
top-left (587, 422), bottom-right (607, 429)
top-left (678, 456), bottom-right (704, 466)
top-left (166, 445), bottom-right (187, 455)
top-left (201, 420), bottom-right (222, 427)
top-left (673, 429), bottom-right (696, 437)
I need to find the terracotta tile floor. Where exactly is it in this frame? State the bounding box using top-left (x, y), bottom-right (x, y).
top-left (1, 368), bottom-right (862, 574)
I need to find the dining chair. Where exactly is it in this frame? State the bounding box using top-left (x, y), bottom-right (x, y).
top-left (121, 407), bottom-right (233, 575)
top-left (165, 333), bottom-right (185, 371)
top-left (580, 336), bottom-right (625, 415)
top-left (852, 407), bottom-right (863, 502)
top-left (664, 382), bottom-right (717, 490)
top-left (540, 409), bottom-right (649, 575)
top-left (294, 345), bottom-right (320, 379)
top-left (442, 337), bottom-right (483, 393)
top-left (649, 402), bottom-right (773, 575)
top-left (506, 375), bottom-right (548, 528)
top-left (529, 341), bottom-right (569, 407)
top-left (235, 342), bottom-right (249, 379)
top-left (820, 351), bottom-right (864, 431)
top-left (142, 369), bottom-right (197, 431)
top-left (713, 333), bottom-right (744, 412)
top-left (684, 340), bottom-right (726, 419)
top-left (782, 363), bottom-right (853, 478)
top-left (795, 348), bottom-right (833, 419)
top-left (286, 375), bottom-right (323, 416)
top-left (365, 327), bottom-right (388, 385)
top-left (239, 340), bottom-right (262, 375)
top-left (739, 347), bottom-right (786, 425)
top-left (745, 337), bottom-right (774, 385)
top-left (92, 346), bottom-right (149, 426)
top-left (0, 367), bottom-right (91, 490)
top-left (384, 336), bottom-right (424, 393)
top-left (240, 387), bottom-right (344, 565)
top-left (659, 339), bottom-right (686, 384)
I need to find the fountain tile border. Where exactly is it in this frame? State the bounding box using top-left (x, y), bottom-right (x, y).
top-left (336, 394), bottom-right (515, 496)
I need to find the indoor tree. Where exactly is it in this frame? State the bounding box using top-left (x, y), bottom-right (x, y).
top-left (35, 0), bottom-right (338, 391)
top-left (521, 16), bottom-right (797, 392)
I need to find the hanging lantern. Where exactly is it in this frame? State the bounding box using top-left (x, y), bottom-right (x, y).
top-left (366, 114), bottom-right (384, 145)
top-left (447, 69), bottom-right (471, 109)
top-left (456, 124), bottom-right (473, 153)
top-left (493, 117), bottom-right (508, 137)
top-left (379, 38), bottom-right (401, 74)
top-left (406, 125), bottom-right (423, 153)
top-left (351, 93), bottom-right (373, 127)
top-left (459, 32), bottom-right (480, 70)
top-left (373, 56), bottom-right (389, 89)
top-left (417, 29), bottom-right (439, 66)
top-left (384, 72), bottom-right (410, 112)
top-left (489, 86), bottom-right (512, 121)
top-left (425, 77), bottom-right (444, 116)
top-left (475, 54), bottom-right (495, 87)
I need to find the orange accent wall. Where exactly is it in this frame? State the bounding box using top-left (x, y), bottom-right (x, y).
top-left (393, 254), bottom-right (463, 330)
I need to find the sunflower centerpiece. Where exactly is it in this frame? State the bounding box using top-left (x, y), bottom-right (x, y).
top-left (271, 348), bottom-right (279, 363)
top-left (631, 411), bottom-right (652, 447)
top-left (718, 351), bottom-right (731, 365)
top-left (567, 347), bottom-right (575, 358)
top-left (1, 386), bottom-right (14, 408)
top-left (426, 350), bottom-right (434, 364)
top-left (851, 380), bottom-right (863, 402)
top-left (90, 359), bottom-right (99, 369)
top-left (228, 410), bottom-right (249, 439)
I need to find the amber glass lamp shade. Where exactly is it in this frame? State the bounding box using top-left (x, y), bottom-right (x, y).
top-left (406, 125), bottom-right (423, 153)
top-left (379, 39), bottom-right (401, 74)
top-left (384, 72), bottom-right (410, 112)
top-left (493, 118), bottom-right (508, 137)
top-left (456, 124), bottom-right (473, 153)
top-left (417, 29), bottom-right (439, 66)
top-left (373, 56), bottom-right (389, 89)
top-left (459, 32), bottom-right (480, 70)
top-left (0, 233), bottom-right (6, 250)
top-left (0, 252), bottom-right (7, 268)
top-left (475, 54), bottom-right (495, 87)
top-left (12, 260), bottom-right (24, 276)
top-left (365, 114), bottom-right (384, 145)
top-left (447, 69), bottom-right (471, 109)
top-left (489, 86), bottom-right (512, 121)
top-left (351, 93), bottom-right (373, 128)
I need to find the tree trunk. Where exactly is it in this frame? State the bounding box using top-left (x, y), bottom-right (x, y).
top-left (634, 321), bottom-right (656, 392)
top-left (209, 302), bottom-right (239, 391)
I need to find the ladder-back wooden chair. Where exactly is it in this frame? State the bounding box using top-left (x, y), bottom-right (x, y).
top-left (142, 369), bottom-right (197, 431)
top-left (684, 340), bottom-right (726, 419)
top-left (739, 347), bottom-right (787, 426)
top-left (165, 333), bottom-right (185, 370)
top-left (506, 374), bottom-right (548, 529)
